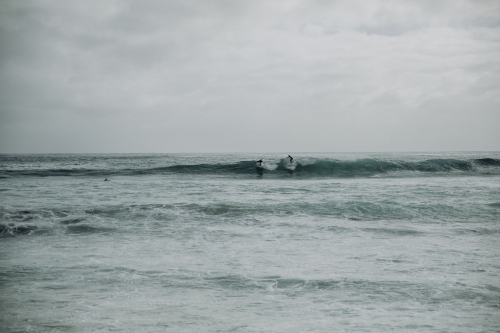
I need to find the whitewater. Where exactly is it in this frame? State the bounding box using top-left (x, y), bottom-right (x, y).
top-left (1, 152), bottom-right (499, 332)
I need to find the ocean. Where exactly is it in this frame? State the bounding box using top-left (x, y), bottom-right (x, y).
top-left (1, 152), bottom-right (499, 332)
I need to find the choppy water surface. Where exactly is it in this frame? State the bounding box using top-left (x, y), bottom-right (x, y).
top-left (1, 153), bottom-right (499, 332)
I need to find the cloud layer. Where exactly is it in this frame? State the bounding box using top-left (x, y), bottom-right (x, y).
top-left (1, 0), bottom-right (499, 152)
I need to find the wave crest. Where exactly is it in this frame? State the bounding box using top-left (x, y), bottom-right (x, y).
top-left (1, 158), bottom-right (499, 178)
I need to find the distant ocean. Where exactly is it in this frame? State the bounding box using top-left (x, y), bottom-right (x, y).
top-left (1, 152), bottom-right (499, 332)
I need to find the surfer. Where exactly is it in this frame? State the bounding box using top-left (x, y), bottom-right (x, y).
top-left (104, 178), bottom-right (109, 181)
top-left (257, 159), bottom-right (263, 166)
top-left (288, 155), bottom-right (293, 163)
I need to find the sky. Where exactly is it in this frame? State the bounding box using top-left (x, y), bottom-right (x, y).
top-left (0, 0), bottom-right (499, 153)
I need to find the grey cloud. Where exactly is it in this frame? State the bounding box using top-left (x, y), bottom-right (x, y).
top-left (1, 0), bottom-right (499, 153)
top-left (357, 22), bottom-right (423, 36)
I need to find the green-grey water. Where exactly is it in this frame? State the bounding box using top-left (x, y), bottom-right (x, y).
top-left (1, 152), bottom-right (499, 332)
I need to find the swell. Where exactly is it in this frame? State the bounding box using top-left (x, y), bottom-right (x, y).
top-left (2, 198), bottom-right (497, 232)
top-left (1, 158), bottom-right (499, 178)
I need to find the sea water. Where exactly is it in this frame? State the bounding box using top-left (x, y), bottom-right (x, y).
top-left (1, 152), bottom-right (499, 332)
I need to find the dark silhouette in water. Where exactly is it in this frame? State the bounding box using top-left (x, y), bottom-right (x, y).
top-left (104, 178), bottom-right (109, 181)
top-left (288, 155), bottom-right (293, 163)
top-left (257, 159), bottom-right (263, 166)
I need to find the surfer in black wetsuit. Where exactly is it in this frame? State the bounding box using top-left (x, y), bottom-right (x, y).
top-left (104, 178), bottom-right (109, 181)
top-left (257, 159), bottom-right (263, 166)
top-left (288, 155), bottom-right (293, 163)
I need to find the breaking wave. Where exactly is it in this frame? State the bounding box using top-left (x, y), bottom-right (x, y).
top-left (1, 158), bottom-right (499, 179)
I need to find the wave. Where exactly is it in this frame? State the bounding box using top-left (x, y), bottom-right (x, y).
top-left (1, 158), bottom-right (499, 179)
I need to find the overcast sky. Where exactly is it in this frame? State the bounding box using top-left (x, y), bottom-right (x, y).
top-left (1, 0), bottom-right (499, 153)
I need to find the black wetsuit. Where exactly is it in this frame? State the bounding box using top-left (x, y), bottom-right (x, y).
top-left (288, 155), bottom-right (293, 163)
top-left (257, 159), bottom-right (263, 166)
